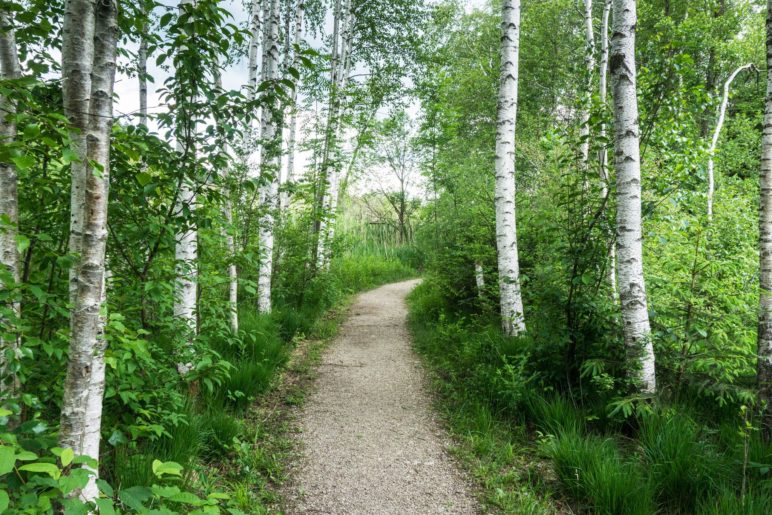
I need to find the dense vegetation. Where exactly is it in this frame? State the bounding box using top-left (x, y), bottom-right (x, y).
top-left (0, 0), bottom-right (419, 512)
top-left (407, 0), bottom-right (772, 513)
top-left (3, 0), bottom-right (772, 513)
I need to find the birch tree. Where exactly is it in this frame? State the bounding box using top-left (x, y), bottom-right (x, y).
top-left (59, 0), bottom-right (118, 501)
top-left (707, 62), bottom-right (755, 221)
top-left (579, 0), bottom-right (595, 170)
top-left (758, 0), bottom-right (772, 436)
top-left (494, 0), bottom-right (526, 336)
top-left (173, 0), bottom-right (198, 362)
top-left (0, 8), bottom-right (21, 396)
top-left (315, 0), bottom-right (344, 270)
top-left (283, 0), bottom-right (305, 211)
top-left (599, 0), bottom-right (616, 295)
top-left (610, 0), bottom-right (656, 393)
top-left (256, 0), bottom-right (282, 313)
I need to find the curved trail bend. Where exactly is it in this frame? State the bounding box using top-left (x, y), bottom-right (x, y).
top-left (286, 279), bottom-right (478, 514)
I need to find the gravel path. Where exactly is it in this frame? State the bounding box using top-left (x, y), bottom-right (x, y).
top-left (285, 279), bottom-right (479, 514)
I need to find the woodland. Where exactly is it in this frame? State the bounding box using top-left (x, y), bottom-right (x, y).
top-left (1, 0), bottom-right (772, 513)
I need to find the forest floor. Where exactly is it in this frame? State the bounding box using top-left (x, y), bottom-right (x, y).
top-left (283, 279), bottom-right (479, 514)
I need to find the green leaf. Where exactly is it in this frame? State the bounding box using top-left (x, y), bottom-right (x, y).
top-left (0, 446), bottom-right (15, 475)
top-left (11, 154), bottom-right (35, 171)
top-left (119, 486), bottom-right (153, 511)
top-left (136, 172), bottom-right (152, 186)
top-left (95, 498), bottom-right (117, 515)
top-left (0, 489), bottom-right (8, 512)
top-left (152, 459), bottom-right (183, 478)
top-left (19, 462), bottom-right (61, 479)
top-left (97, 478), bottom-right (114, 497)
top-left (60, 447), bottom-right (74, 467)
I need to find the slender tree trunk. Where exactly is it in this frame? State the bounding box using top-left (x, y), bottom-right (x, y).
top-left (757, 0), bottom-right (772, 437)
top-left (138, 4), bottom-right (148, 127)
top-left (475, 262), bottom-right (485, 299)
top-left (283, 1), bottom-right (305, 211)
top-left (256, 0), bottom-right (282, 314)
top-left (610, 0), bottom-right (656, 393)
top-left (317, 0), bottom-right (353, 269)
top-left (0, 9), bottom-right (22, 397)
top-left (59, 0), bottom-right (118, 501)
top-left (707, 63), bottom-right (755, 221)
top-left (316, 0), bottom-right (343, 270)
top-left (599, 0), bottom-right (616, 296)
top-left (214, 71), bottom-right (239, 333)
top-left (579, 0), bottom-right (595, 170)
top-left (174, 0), bottom-right (198, 367)
top-left (495, 0), bottom-right (526, 336)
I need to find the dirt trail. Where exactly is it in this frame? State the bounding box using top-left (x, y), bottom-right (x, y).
top-left (285, 279), bottom-right (478, 514)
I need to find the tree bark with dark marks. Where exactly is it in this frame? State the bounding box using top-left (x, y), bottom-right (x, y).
top-left (610, 0), bottom-right (656, 393)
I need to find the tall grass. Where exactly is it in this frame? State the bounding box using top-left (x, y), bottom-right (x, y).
top-left (543, 429), bottom-right (654, 515)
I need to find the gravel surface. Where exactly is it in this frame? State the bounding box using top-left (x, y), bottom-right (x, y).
top-left (285, 279), bottom-right (479, 515)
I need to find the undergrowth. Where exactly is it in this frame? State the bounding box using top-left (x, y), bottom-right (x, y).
top-left (407, 279), bottom-right (772, 514)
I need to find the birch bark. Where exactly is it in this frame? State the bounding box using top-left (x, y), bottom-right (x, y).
top-left (59, 0), bottom-right (118, 501)
top-left (757, 0), bottom-right (772, 434)
top-left (315, 0), bottom-right (343, 270)
top-left (599, 0), bottom-right (617, 296)
top-left (610, 0), bottom-right (656, 393)
top-left (494, 0), bottom-right (526, 336)
top-left (282, 1), bottom-right (305, 211)
top-left (256, 0), bottom-right (282, 314)
top-left (707, 63), bottom-right (754, 221)
top-left (579, 0), bottom-right (595, 170)
top-left (173, 0), bottom-right (198, 359)
top-left (0, 9), bottom-right (22, 396)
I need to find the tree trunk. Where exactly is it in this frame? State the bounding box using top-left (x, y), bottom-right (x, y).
top-left (707, 63), bottom-right (755, 221)
top-left (475, 262), bottom-right (485, 299)
top-left (59, 0), bottom-right (118, 502)
top-left (173, 0), bottom-right (198, 367)
top-left (283, 0), bottom-right (305, 211)
top-left (0, 8), bottom-right (22, 397)
top-left (579, 0), bottom-right (595, 170)
top-left (494, 0), bottom-right (526, 337)
top-left (599, 0), bottom-right (616, 296)
top-left (257, 0), bottom-right (282, 314)
top-left (316, 0), bottom-right (344, 270)
top-left (758, 0), bottom-right (772, 437)
top-left (138, 4), bottom-right (148, 127)
top-left (610, 0), bottom-right (656, 393)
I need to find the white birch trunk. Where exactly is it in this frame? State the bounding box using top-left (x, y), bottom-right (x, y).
top-left (495, 0), bottom-right (526, 337)
top-left (215, 71), bottom-right (239, 333)
top-left (599, 0), bottom-right (617, 297)
top-left (317, 0), bottom-right (353, 270)
top-left (707, 63), bottom-right (754, 221)
top-left (173, 0), bottom-right (198, 362)
top-left (610, 0), bottom-right (655, 393)
top-left (59, 0), bottom-right (118, 502)
top-left (256, 0), bottom-right (282, 314)
top-left (757, 0), bottom-right (772, 434)
top-left (138, 19), bottom-right (148, 127)
top-left (0, 9), bottom-right (22, 396)
top-left (475, 262), bottom-right (485, 299)
top-left (316, 0), bottom-right (343, 270)
top-left (579, 0), bottom-right (595, 170)
top-left (282, 0), bottom-right (305, 211)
